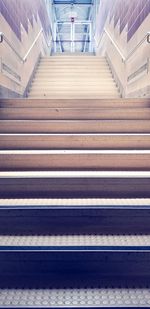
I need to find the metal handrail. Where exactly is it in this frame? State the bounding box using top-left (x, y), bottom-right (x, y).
top-left (23, 29), bottom-right (43, 62)
top-left (2, 28), bottom-right (51, 63)
top-left (96, 28), bottom-right (148, 63)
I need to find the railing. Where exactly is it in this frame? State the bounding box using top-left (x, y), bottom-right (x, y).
top-left (1, 28), bottom-right (51, 63)
top-left (103, 29), bottom-right (125, 62)
top-left (1, 33), bottom-right (24, 62)
top-left (126, 33), bottom-right (148, 62)
top-left (96, 28), bottom-right (149, 63)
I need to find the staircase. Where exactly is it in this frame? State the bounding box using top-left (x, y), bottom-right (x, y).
top-left (28, 55), bottom-right (120, 98)
top-left (1, 61), bottom-right (150, 307)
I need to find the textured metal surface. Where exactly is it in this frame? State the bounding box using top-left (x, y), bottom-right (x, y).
top-left (0, 198), bottom-right (150, 206)
top-left (0, 288), bottom-right (150, 307)
top-left (0, 235), bottom-right (150, 246)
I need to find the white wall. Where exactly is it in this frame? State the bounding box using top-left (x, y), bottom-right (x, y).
top-left (95, 2), bottom-right (150, 98)
top-left (0, 5), bottom-right (52, 98)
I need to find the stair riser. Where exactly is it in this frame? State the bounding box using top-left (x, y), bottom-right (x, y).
top-left (35, 69), bottom-right (113, 75)
top-left (0, 208), bottom-right (150, 234)
top-left (0, 120), bottom-right (150, 133)
top-left (1, 99), bottom-right (150, 108)
top-left (30, 86), bottom-right (117, 91)
top-left (34, 77), bottom-right (112, 81)
top-left (0, 177), bottom-right (150, 198)
top-left (39, 57), bottom-right (108, 65)
top-left (0, 109), bottom-right (149, 120)
top-left (30, 91), bottom-right (120, 100)
top-left (1, 135), bottom-right (150, 150)
top-left (31, 82), bottom-right (116, 86)
top-left (37, 67), bottom-right (110, 71)
top-left (1, 153), bottom-right (150, 171)
top-left (0, 250), bottom-right (149, 288)
top-left (30, 87), bottom-right (119, 94)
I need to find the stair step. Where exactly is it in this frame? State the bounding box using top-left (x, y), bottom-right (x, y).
top-left (30, 86), bottom-right (117, 91)
top-left (0, 288), bottom-right (149, 307)
top-left (37, 62), bottom-right (109, 64)
top-left (1, 234), bottom-right (150, 247)
top-left (41, 57), bottom-right (106, 61)
top-left (34, 70), bottom-right (112, 74)
top-left (37, 67), bottom-right (110, 71)
top-left (1, 134), bottom-right (150, 150)
top-left (31, 83), bottom-right (116, 87)
top-left (34, 72), bottom-right (112, 76)
top-left (0, 240), bottom-right (150, 288)
top-left (32, 77), bottom-right (114, 81)
top-left (1, 108), bottom-right (150, 120)
top-left (31, 87), bottom-right (117, 92)
top-left (0, 120), bottom-right (150, 133)
top-left (31, 80), bottom-right (115, 84)
top-left (28, 56), bottom-right (119, 98)
top-left (1, 150), bottom-right (150, 171)
top-left (29, 95), bottom-right (120, 99)
top-left (1, 99), bottom-right (149, 108)
top-left (0, 171), bottom-right (150, 198)
top-left (32, 80), bottom-right (113, 85)
top-left (0, 198), bottom-right (150, 234)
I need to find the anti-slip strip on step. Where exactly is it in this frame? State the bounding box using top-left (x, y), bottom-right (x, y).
top-left (2, 150), bottom-right (150, 154)
top-left (0, 119), bottom-right (149, 122)
top-left (0, 198), bottom-right (150, 207)
top-left (1, 133), bottom-right (150, 136)
top-left (0, 288), bottom-right (150, 307)
top-left (1, 235), bottom-right (150, 247)
top-left (1, 171), bottom-right (150, 178)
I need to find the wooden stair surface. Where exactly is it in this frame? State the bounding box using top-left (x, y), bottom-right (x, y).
top-left (1, 134), bottom-right (150, 150)
top-left (1, 150), bottom-right (150, 171)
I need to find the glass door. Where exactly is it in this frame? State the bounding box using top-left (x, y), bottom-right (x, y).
top-left (54, 21), bottom-right (92, 53)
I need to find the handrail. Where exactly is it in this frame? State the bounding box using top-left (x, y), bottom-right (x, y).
top-left (23, 29), bottom-right (43, 62)
top-left (126, 34), bottom-right (148, 61)
top-left (2, 28), bottom-right (51, 63)
top-left (96, 28), bottom-right (148, 63)
top-left (104, 29), bottom-right (125, 62)
top-left (2, 34), bottom-right (24, 62)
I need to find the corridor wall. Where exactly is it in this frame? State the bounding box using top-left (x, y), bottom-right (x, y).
top-left (95, 0), bottom-right (150, 98)
top-left (0, 0), bottom-right (52, 98)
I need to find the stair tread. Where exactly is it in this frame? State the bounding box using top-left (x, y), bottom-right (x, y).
top-left (0, 171), bottom-right (150, 177)
top-left (0, 234), bottom-right (150, 247)
top-left (0, 119), bottom-right (150, 134)
top-left (28, 56), bottom-right (119, 98)
top-left (1, 149), bottom-right (150, 153)
top-left (0, 288), bottom-right (149, 307)
top-left (2, 134), bottom-right (150, 150)
top-left (0, 198), bottom-right (150, 206)
top-left (1, 133), bottom-right (150, 135)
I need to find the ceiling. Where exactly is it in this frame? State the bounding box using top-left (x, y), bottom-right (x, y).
top-left (52, 0), bottom-right (94, 53)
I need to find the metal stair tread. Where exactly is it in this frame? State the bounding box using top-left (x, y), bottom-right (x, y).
top-left (0, 287), bottom-right (150, 307)
top-left (1, 234), bottom-right (150, 247)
